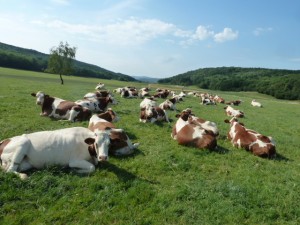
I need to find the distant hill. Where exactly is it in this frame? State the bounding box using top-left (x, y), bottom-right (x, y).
top-left (132, 76), bottom-right (159, 83)
top-left (158, 67), bottom-right (300, 100)
top-left (0, 42), bottom-right (136, 82)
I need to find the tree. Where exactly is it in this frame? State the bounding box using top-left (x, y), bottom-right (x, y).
top-left (47, 41), bottom-right (77, 85)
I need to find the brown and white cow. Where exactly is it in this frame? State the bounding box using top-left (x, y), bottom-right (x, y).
top-left (171, 109), bottom-right (217, 150)
top-left (214, 95), bottom-right (225, 104)
top-left (31, 91), bottom-right (91, 122)
top-left (224, 118), bottom-right (276, 158)
top-left (88, 113), bottom-right (139, 156)
top-left (75, 96), bottom-right (117, 113)
top-left (226, 100), bottom-right (242, 106)
top-left (224, 105), bottom-right (244, 118)
top-left (153, 89), bottom-right (170, 98)
top-left (159, 98), bottom-right (177, 111)
top-left (0, 127), bottom-right (111, 179)
top-left (140, 106), bottom-right (170, 123)
top-left (84, 90), bottom-right (111, 100)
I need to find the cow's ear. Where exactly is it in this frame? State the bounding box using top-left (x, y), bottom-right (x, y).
top-left (45, 95), bottom-right (50, 98)
top-left (84, 138), bottom-right (95, 145)
top-left (224, 119), bottom-right (230, 123)
top-left (31, 93), bottom-right (36, 97)
top-left (239, 122), bottom-right (245, 126)
top-left (175, 114), bottom-right (180, 118)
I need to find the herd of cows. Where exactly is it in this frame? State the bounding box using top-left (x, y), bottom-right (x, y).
top-left (0, 83), bottom-right (276, 179)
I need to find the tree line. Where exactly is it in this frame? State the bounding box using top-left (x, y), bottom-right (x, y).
top-left (158, 67), bottom-right (300, 100)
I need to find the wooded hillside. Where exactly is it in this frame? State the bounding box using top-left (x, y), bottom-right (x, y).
top-left (0, 42), bottom-right (136, 82)
top-left (158, 67), bottom-right (300, 100)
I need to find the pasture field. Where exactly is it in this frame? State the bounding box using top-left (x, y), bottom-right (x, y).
top-left (0, 67), bottom-right (300, 225)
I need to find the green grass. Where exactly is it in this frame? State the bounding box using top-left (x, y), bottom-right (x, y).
top-left (0, 67), bottom-right (300, 225)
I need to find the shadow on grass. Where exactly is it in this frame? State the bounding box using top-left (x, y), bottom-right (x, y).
top-left (273, 153), bottom-right (290, 162)
top-left (99, 162), bottom-right (158, 184)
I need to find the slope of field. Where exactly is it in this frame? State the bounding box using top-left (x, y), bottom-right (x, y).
top-left (0, 67), bottom-right (300, 225)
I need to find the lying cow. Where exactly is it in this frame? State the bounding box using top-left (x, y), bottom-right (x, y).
top-left (251, 99), bottom-right (263, 107)
top-left (140, 106), bottom-right (170, 123)
top-left (171, 109), bottom-right (217, 150)
top-left (76, 96), bottom-right (117, 113)
top-left (31, 91), bottom-right (91, 122)
top-left (88, 113), bottom-right (139, 156)
top-left (224, 106), bottom-right (244, 118)
top-left (140, 97), bottom-right (157, 109)
top-left (224, 118), bottom-right (276, 158)
top-left (226, 100), bottom-right (242, 106)
top-left (159, 98), bottom-right (177, 111)
top-left (84, 90), bottom-right (111, 100)
top-left (0, 127), bottom-right (111, 179)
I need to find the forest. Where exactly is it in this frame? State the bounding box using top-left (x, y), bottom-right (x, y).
top-left (158, 67), bottom-right (300, 100)
top-left (0, 42), bottom-right (136, 82)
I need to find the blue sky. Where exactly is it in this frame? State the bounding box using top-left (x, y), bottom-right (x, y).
top-left (0, 0), bottom-right (299, 78)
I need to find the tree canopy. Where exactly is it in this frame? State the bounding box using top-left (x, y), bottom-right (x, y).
top-left (46, 41), bottom-right (77, 84)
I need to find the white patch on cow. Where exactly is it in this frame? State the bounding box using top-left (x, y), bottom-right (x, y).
top-left (192, 126), bottom-right (205, 139)
top-left (175, 118), bottom-right (189, 134)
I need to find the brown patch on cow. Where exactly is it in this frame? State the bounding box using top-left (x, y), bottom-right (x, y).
top-left (176, 125), bottom-right (216, 150)
top-left (140, 108), bottom-right (147, 120)
top-left (250, 143), bottom-right (276, 158)
top-left (55, 101), bottom-right (77, 116)
top-left (88, 145), bottom-right (97, 158)
top-left (232, 124), bottom-right (257, 149)
top-left (40, 95), bottom-right (55, 116)
top-left (0, 139), bottom-right (11, 158)
top-left (72, 105), bottom-right (92, 121)
top-left (109, 130), bottom-right (129, 154)
top-left (97, 110), bottom-right (115, 122)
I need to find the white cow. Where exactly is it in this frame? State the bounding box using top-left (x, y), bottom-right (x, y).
top-left (251, 99), bottom-right (262, 107)
top-left (0, 127), bottom-right (111, 179)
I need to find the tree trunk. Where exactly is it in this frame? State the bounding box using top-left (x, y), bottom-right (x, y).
top-left (59, 73), bottom-right (64, 85)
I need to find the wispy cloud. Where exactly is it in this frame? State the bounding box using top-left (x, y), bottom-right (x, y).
top-left (253, 27), bottom-right (273, 36)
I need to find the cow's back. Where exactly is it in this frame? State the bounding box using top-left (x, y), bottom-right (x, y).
top-left (24, 127), bottom-right (94, 168)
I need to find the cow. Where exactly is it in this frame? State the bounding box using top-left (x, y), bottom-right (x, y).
top-left (140, 97), bottom-right (157, 109)
top-left (0, 127), bottom-right (111, 179)
top-left (226, 100), bottom-right (242, 106)
top-left (224, 118), bottom-right (276, 158)
top-left (224, 106), bottom-right (244, 118)
top-left (95, 83), bottom-right (105, 90)
top-left (153, 89), bottom-right (170, 98)
top-left (171, 109), bottom-right (217, 150)
top-left (251, 99), bottom-right (263, 107)
top-left (159, 98), bottom-right (177, 111)
top-left (214, 95), bottom-right (225, 104)
top-left (88, 114), bottom-right (139, 156)
top-left (84, 90), bottom-right (111, 100)
top-left (121, 89), bottom-right (139, 98)
top-left (75, 96), bottom-right (117, 113)
top-left (140, 106), bottom-right (170, 123)
top-left (31, 91), bottom-right (91, 122)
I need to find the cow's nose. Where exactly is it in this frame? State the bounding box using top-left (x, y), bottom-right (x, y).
top-left (36, 101), bottom-right (42, 105)
top-left (99, 155), bottom-right (108, 161)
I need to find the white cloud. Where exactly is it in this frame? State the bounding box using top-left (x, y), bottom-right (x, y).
top-left (214, 28), bottom-right (238, 43)
top-left (192, 25), bottom-right (214, 40)
top-left (253, 27), bottom-right (273, 36)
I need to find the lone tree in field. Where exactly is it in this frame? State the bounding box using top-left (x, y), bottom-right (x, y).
top-left (47, 41), bottom-right (77, 85)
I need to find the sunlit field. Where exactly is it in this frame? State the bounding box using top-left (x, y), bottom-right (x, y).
top-left (1, 67), bottom-right (300, 225)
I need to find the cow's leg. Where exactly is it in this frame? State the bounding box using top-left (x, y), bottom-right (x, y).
top-left (6, 136), bottom-right (31, 179)
top-left (164, 111), bottom-right (170, 123)
top-left (69, 160), bottom-right (96, 174)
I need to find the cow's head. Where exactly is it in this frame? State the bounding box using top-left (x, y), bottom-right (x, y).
top-left (98, 108), bottom-right (120, 123)
top-left (85, 129), bottom-right (111, 162)
top-left (31, 91), bottom-right (47, 105)
top-left (175, 108), bottom-right (193, 121)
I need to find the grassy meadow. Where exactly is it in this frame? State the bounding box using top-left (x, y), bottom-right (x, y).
top-left (0, 67), bottom-right (300, 225)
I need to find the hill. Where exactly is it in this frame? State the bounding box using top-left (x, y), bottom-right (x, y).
top-left (158, 67), bottom-right (300, 100)
top-left (132, 75), bottom-right (159, 83)
top-left (0, 42), bottom-right (136, 82)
